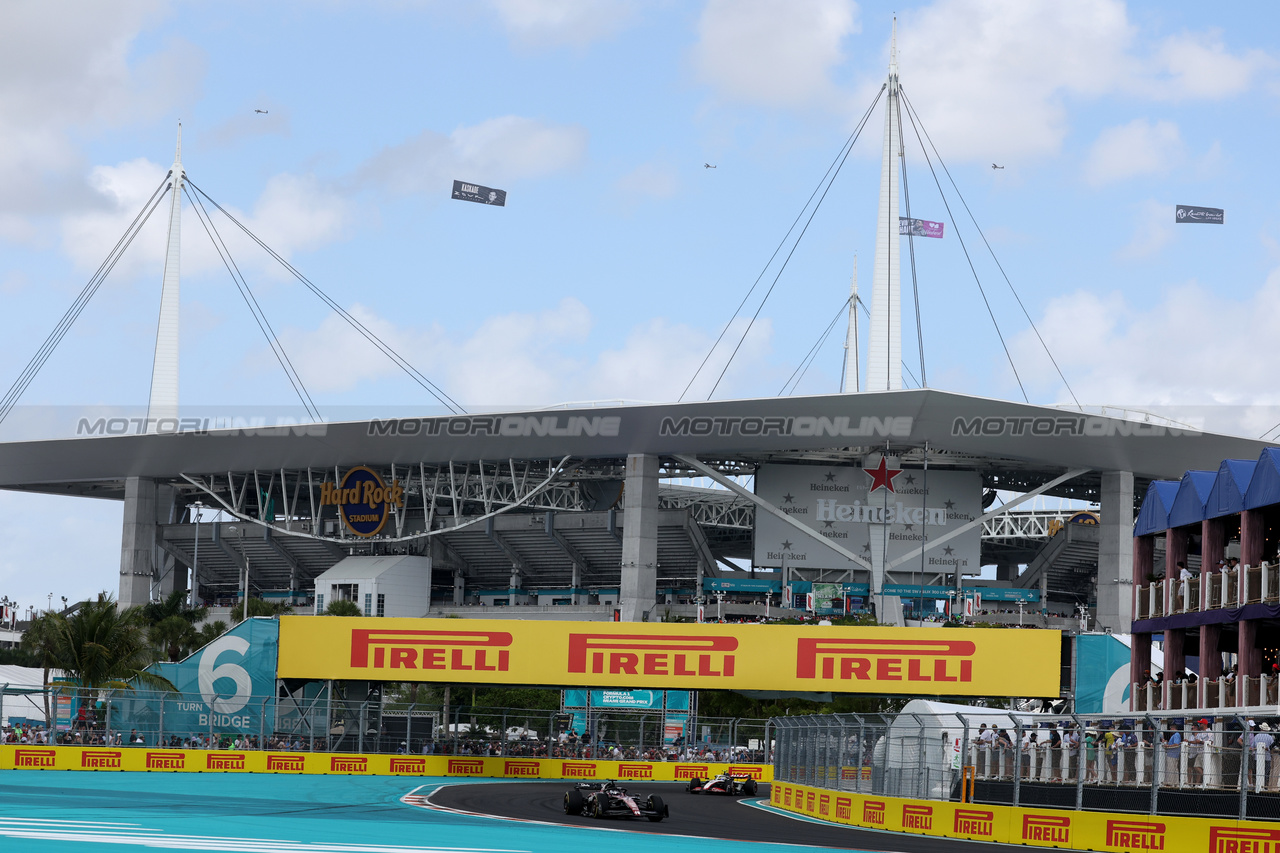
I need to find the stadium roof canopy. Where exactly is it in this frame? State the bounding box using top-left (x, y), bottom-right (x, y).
top-left (0, 389), bottom-right (1264, 499)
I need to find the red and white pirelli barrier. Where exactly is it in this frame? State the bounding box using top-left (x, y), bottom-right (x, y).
top-left (770, 779), bottom-right (1279, 852)
top-left (0, 746), bottom-right (769, 782)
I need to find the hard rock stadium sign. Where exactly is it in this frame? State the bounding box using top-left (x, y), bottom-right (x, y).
top-left (277, 617), bottom-right (1060, 696)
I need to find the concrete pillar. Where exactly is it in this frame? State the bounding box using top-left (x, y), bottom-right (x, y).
top-left (1203, 517), bottom-right (1225, 573)
top-left (996, 562), bottom-right (1016, 582)
top-left (119, 476), bottom-right (158, 607)
top-left (1239, 619), bottom-right (1260, 705)
top-left (1133, 535), bottom-right (1153, 622)
top-left (1130, 634), bottom-right (1151, 710)
top-left (509, 569), bottom-right (522, 604)
top-left (619, 454), bottom-right (660, 622)
top-left (571, 562), bottom-right (582, 605)
top-left (1166, 527), bottom-right (1189, 578)
top-left (1241, 510), bottom-right (1265, 567)
top-left (155, 485), bottom-right (183, 599)
top-left (1200, 623), bottom-right (1222, 707)
top-left (1098, 470), bottom-right (1135, 633)
top-left (452, 570), bottom-right (465, 606)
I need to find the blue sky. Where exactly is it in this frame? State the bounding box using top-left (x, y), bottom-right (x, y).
top-left (2, 0), bottom-right (1279, 610)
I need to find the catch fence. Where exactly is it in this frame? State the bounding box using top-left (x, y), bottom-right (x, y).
top-left (0, 685), bottom-right (767, 762)
top-left (771, 709), bottom-right (1280, 821)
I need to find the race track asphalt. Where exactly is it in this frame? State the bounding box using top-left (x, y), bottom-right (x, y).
top-left (428, 781), bottom-right (1038, 852)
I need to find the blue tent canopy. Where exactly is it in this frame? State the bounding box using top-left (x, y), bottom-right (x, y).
top-left (1206, 459), bottom-right (1257, 519)
top-left (1168, 470), bottom-right (1216, 529)
top-left (1244, 448), bottom-right (1280, 510)
top-left (1134, 480), bottom-right (1181, 536)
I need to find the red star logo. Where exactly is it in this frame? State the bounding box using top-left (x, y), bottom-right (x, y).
top-left (864, 457), bottom-right (903, 493)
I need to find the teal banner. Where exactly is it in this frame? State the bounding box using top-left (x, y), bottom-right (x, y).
top-left (563, 688), bottom-right (691, 711)
top-left (1075, 633), bottom-right (1133, 714)
top-left (110, 618), bottom-right (280, 740)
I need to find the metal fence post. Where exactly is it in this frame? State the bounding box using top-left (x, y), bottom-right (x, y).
top-left (836, 716), bottom-right (847, 792)
top-left (959, 714), bottom-right (970, 803)
top-left (1238, 716), bottom-right (1249, 820)
top-left (1145, 716), bottom-right (1159, 815)
top-left (856, 715), bottom-right (866, 794)
top-left (1013, 718), bottom-right (1023, 807)
top-left (1073, 715), bottom-right (1085, 811)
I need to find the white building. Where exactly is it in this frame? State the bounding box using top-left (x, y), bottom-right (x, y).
top-left (312, 556), bottom-right (430, 617)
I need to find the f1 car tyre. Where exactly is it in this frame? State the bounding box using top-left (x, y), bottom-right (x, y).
top-left (592, 797), bottom-right (604, 819)
top-left (744, 779), bottom-right (758, 796)
top-left (686, 777), bottom-right (702, 792)
top-left (646, 795), bottom-right (667, 822)
top-left (564, 790), bottom-right (584, 815)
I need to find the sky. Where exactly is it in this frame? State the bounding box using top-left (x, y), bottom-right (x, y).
top-left (3, 0), bottom-right (1280, 613)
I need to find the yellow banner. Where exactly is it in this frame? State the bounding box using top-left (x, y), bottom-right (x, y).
top-left (770, 780), bottom-right (1278, 851)
top-left (0, 745), bottom-right (769, 782)
top-left (276, 616), bottom-right (1060, 696)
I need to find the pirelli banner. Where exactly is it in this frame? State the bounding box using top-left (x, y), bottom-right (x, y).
top-left (276, 617), bottom-right (1061, 696)
top-left (771, 780), bottom-right (1280, 852)
top-left (0, 746), bottom-right (768, 782)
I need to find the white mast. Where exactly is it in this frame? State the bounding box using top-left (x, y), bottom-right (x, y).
top-left (147, 123), bottom-right (184, 429)
top-left (866, 20), bottom-right (902, 391)
top-left (841, 255), bottom-right (859, 392)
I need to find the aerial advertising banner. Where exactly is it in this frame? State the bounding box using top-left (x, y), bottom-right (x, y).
top-left (1175, 204), bottom-right (1223, 224)
top-left (277, 617), bottom-right (1061, 697)
top-left (898, 217), bottom-right (945, 238)
top-left (452, 179), bottom-right (507, 206)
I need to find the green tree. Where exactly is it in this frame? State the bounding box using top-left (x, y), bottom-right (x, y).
top-left (194, 620), bottom-right (229, 648)
top-left (322, 599), bottom-right (362, 617)
top-left (20, 611), bottom-right (65, 723)
top-left (50, 594), bottom-right (174, 692)
top-left (231, 597), bottom-right (295, 623)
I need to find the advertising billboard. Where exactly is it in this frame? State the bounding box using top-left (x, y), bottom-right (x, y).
top-left (277, 617), bottom-right (1060, 696)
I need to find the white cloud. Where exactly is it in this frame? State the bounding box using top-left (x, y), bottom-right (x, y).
top-left (489, 0), bottom-right (637, 47)
top-left (616, 161), bottom-right (680, 200)
top-left (60, 160), bottom-right (351, 280)
top-left (271, 299), bottom-right (775, 405)
top-left (895, 0), bottom-right (1271, 162)
top-left (359, 116), bottom-right (588, 197)
top-left (1117, 198), bottom-right (1174, 260)
top-left (0, 1), bottom-right (203, 216)
top-left (694, 0), bottom-right (860, 108)
top-left (1011, 272), bottom-right (1280, 436)
top-left (1145, 30), bottom-right (1274, 101)
top-left (1084, 119), bottom-right (1184, 187)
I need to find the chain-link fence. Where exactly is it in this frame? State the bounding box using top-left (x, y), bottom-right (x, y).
top-left (0, 684), bottom-right (768, 763)
top-left (771, 709), bottom-right (1280, 820)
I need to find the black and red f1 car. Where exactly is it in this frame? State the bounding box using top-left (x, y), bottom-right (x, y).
top-left (563, 781), bottom-right (668, 822)
top-left (685, 773), bottom-right (758, 796)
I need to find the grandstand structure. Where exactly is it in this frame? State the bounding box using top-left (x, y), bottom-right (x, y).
top-left (0, 31), bottom-right (1270, 632)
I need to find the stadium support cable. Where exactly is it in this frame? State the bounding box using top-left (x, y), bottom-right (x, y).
top-left (678, 85), bottom-right (886, 403)
top-left (895, 91), bottom-right (928, 388)
top-left (0, 175), bottom-right (171, 426)
top-left (778, 297), bottom-right (851, 396)
top-left (897, 88), bottom-right (1028, 403)
top-left (184, 186), bottom-right (322, 422)
top-left (901, 88), bottom-right (1081, 410)
top-left (186, 179), bottom-right (466, 415)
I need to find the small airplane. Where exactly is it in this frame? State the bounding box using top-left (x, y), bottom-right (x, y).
top-left (255, 109), bottom-right (269, 114)
top-left (991, 163), bottom-right (1004, 169)
top-left (704, 163), bottom-right (716, 169)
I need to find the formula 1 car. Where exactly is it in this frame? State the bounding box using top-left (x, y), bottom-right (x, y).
top-left (685, 773), bottom-right (758, 796)
top-left (563, 781), bottom-right (668, 822)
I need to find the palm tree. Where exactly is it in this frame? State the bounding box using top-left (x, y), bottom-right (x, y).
top-left (20, 611), bottom-right (65, 724)
top-left (231, 596), bottom-right (295, 623)
top-left (50, 594), bottom-right (174, 692)
top-left (149, 615), bottom-right (198, 662)
top-left (194, 620), bottom-right (229, 648)
top-left (323, 599), bottom-right (362, 617)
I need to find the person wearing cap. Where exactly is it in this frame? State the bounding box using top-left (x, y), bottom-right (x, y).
top-left (1252, 723), bottom-right (1275, 788)
top-left (1163, 722), bottom-right (1183, 785)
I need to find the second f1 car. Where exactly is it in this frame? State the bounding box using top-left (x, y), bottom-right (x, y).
top-left (685, 773), bottom-right (758, 796)
top-left (563, 781), bottom-right (668, 822)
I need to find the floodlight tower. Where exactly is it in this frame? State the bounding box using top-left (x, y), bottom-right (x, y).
top-left (147, 123), bottom-right (185, 429)
top-left (865, 22), bottom-right (903, 392)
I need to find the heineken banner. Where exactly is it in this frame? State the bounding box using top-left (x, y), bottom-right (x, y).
top-left (111, 619), bottom-right (280, 740)
top-left (1175, 204), bottom-right (1224, 224)
top-left (753, 462), bottom-right (981, 575)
